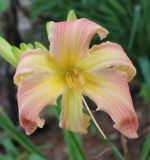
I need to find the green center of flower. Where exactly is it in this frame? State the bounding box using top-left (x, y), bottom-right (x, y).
top-left (65, 68), bottom-right (85, 89)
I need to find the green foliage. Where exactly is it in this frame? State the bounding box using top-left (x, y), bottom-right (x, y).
top-left (64, 131), bottom-right (85, 160)
top-left (98, 0), bottom-right (150, 57)
top-left (139, 57), bottom-right (150, 84)
top-left (0, 37), bottom-right (18, 67)
top-left (31, 0), bottom-right (79, 20)
top-left (0, 108), bottom-right (47, 159)
top-left (0, 136), bottom-right (19, 158)
top-left (140, 84), bottom-right (150, 103)
top-left (139, 57), bottom-right (150, 102)
top-left (29, 154), bottom-right (46, 160)
top-left (0, 0), bottom-right (10, 13)
top-left (0, 36), bottom-right (49, 67)
top-left (140, 132), bottom-right (150, 160)
top-left (31, 0), bottom-right (63, 20)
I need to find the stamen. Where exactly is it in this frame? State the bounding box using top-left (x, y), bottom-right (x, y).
top-left (65, 68), bottom-right (85, 89)
top-left (82, 96), bottom-right (106, 139)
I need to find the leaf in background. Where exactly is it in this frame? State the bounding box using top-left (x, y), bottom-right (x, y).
top-left (0, 154), bottom-right (13, 160)
top-left (31, 0), bottom-right (63, 20)
top-left (0, 137), bottom-right (19, 158)
top-left (107, 0), bottom-right (126, 16)
top-left (128, 4), bottom-right (141, 50)
top-left (140, 84), bottom-right (150, 103)
top-left (138, 57), bottom-right (150, 84)
top-left (0, 108), bottom-right (47, 159)
top-left (63, 131), bottom-right (86, 160)
top-left (0, 0), bottom-right (10, 13)
top-left (140, 132), bottom-right (150, 160)
top-left (138, 55), bottom-right (150, 103)
top-left (29, 154), bottom-right (47, 160)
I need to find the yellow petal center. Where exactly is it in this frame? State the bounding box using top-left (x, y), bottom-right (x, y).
top-left (65, 68), bottom-right (85, 89)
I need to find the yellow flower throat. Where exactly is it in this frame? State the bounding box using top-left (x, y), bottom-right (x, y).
top-left (65, 68), bottom-right (85, 89)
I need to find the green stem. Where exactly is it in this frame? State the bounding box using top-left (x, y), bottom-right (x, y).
top-left (82, 96), bottom-right (106, 139)
top-left (50, 105), bottom-right (86, 160)
top-left (63, 131), bottom-right (86, 160)
top-left (82, 97), bottom-right (124, 160)
top-left (92, 121), bottom-right (124, 160)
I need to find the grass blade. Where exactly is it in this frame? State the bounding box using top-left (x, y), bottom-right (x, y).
top-left (0, 108), bottom-right (47, 159)
top-left (128, 4), bottom-right (141, 50)
top-left (63, 131), bottom-right (86, 160)
top-left (140, 132), bottom-right (150, 160)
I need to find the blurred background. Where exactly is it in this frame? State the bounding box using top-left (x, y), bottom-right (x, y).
top-left (0, 0), bottom-right (150, 159)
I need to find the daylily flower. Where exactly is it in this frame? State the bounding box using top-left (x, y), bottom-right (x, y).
top-left (14, 18), bottom-right (138, 138)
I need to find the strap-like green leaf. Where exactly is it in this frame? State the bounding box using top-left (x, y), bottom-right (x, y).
top-left (0, 108), bottom-right (47, 159)
top-left (140, 132), bottom-right (150, 160)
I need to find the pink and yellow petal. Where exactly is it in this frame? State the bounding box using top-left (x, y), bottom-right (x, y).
top-left (48, 18), bottom-right (108, 67)
top-left (79, 42), bottom-right (136, 81)
top-left (14, 48), bottom-right (62, 84)
top-left (18, 74), bottom-right (64, 135)
top-left (59, 89), bottom-right (90, 134)
top-left (83, 70), bottom-right (138, 138)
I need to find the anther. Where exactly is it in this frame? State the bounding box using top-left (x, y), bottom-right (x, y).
top-left (65, 68), bottom-right (85, 89)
